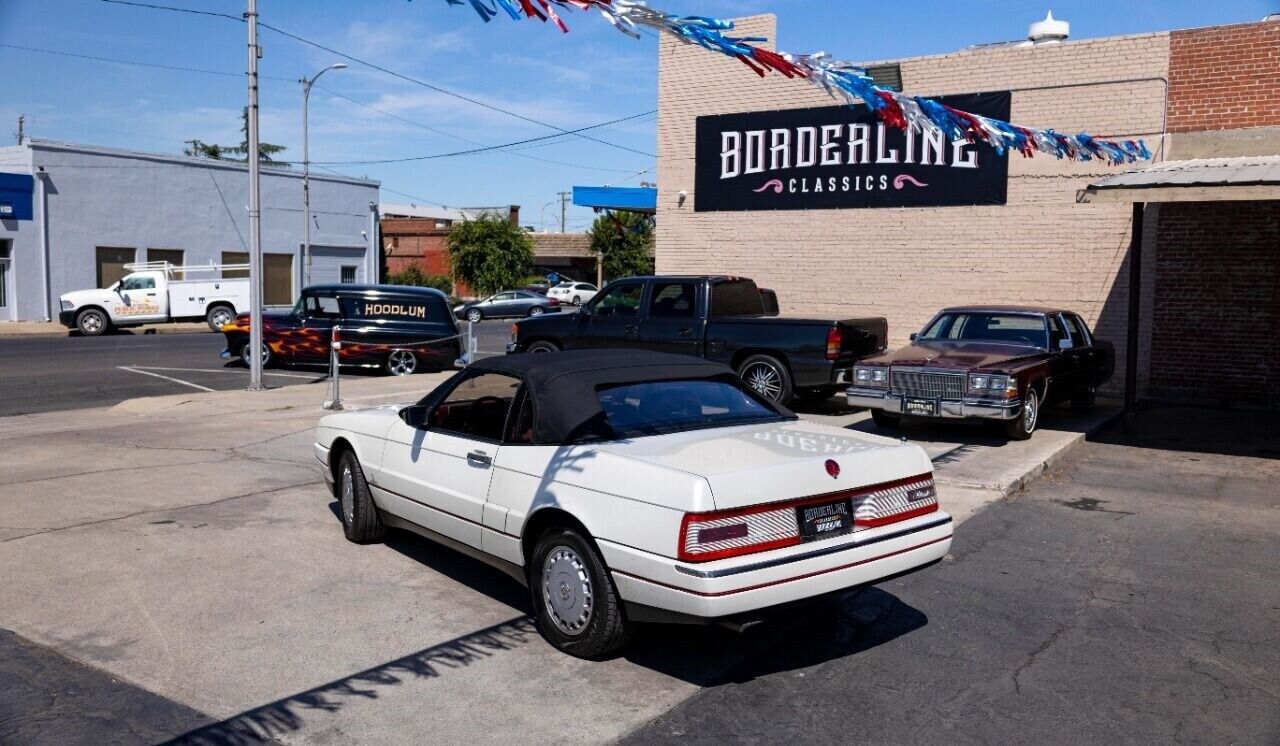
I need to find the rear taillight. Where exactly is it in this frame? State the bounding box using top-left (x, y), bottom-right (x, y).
top-left (548, 298), bottom-right (559, 306)
top-left (825, 327), bottom-right (843, 360)
top-left (678, 474), bottom-right (938, 563)
top-left (510, 324), bottom-right (518, 342)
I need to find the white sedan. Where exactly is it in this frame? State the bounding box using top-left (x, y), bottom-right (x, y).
top-left (315, 350), bottom-right (952, 658)
top-left (546, 281), bottom-right (597, 306)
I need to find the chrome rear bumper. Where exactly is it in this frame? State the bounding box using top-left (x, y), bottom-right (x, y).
top-left (846, 387), bottom-right (1022, 421)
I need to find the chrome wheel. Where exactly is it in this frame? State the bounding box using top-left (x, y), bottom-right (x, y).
top-left (209, 307), bottom-right (233, 328)
top-left (386, 349), bottom-right (417, 376)
top-left (78, 310), bottom-right (106, 335)
top-left (743, 362), bottom-right (783, 401)
top-left (542, 545), bottom-right (593, 636)
top-left (467, 309), bottom-right (483, 323)
top-left (240, 343), bottom-right (270, 368)
top-left (529, 306), bottom-right (544, 316)
top-left (1023, 390), bottom-right (1039, 434)
top-left (340, 464), bottom-right (355, 527)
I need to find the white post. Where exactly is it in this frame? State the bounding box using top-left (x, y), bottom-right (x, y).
top-left (323, 325), bottom-right (343, 410)
top-left (246, 0), bottom-right (265, 391)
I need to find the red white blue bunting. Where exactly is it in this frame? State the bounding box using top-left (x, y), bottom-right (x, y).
top-left (437, 0), bottom-right (1151, 165)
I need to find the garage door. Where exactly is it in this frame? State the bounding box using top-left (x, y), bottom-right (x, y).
top-left (309, 246), bottom-right (366, 287)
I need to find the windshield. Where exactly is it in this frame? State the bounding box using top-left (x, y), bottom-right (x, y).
top-left (596, 379), bottom-right (782, 438)
top-left (919, 312), bottom-right (1049, 348)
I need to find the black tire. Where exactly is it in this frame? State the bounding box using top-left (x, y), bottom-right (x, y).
top-left (871, 409), bottom-right (901, 429)
top-left (530, 527), bottom-right (632, 659)
top-left (737, 353), bottom-right (793, 404)
top-left (336, 449), bottom-right (385, 543)
top-left (1004, 387), bottom-right (1040, 441)
top-left (526, 340), bottom-right (560, 354)
top-left (1071, 382), bottom-right (1097, 412)
top-left (206, 305), bottom-right (235, 332)
top-left (466, 308), bottom-right (483, 324)
top-left (572, 295), bottom-right (582, 305)
top-left (239, 340), bottom-right (272, 369)
top-left (76, 308), bottom-right (110, 337)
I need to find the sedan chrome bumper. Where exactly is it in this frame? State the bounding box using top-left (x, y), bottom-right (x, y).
top-left (846, 387), bottom-right (1022, 421)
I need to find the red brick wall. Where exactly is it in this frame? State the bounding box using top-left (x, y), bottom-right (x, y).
top-left (1168, 20), bottom-right (1280, 133)
top-left (1149, 201), bottom-right (1279, 407)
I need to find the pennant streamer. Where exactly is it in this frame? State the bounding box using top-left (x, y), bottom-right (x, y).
top-left (437, 0), bottom-right (1150, 165)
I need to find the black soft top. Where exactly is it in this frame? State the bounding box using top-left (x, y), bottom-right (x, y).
top-left (305, 284), bottom-right (449, 300)
top-left (458, 350), bottom-right (792, 444)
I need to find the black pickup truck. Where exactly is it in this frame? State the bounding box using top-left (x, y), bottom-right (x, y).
top-left (506, 276), bottom-right (887, 404)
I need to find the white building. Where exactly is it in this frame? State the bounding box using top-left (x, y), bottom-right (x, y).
top-left (0, 139), bottom-right (380, 322)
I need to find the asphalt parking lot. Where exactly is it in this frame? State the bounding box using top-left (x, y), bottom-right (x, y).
top-left (0, 323), bottom-right (513, 416)
top-left (2, 392), bottom-right (1276, 744)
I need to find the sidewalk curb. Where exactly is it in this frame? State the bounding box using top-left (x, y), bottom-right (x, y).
top-left (0, 325), bottom-right (212, 339)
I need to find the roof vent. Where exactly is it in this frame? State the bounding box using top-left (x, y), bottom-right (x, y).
top-left (1027, 11), bottom-right (1069, 45)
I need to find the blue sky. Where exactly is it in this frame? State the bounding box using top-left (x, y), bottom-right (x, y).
top-left (1, 0), bottom-right (1271, 231)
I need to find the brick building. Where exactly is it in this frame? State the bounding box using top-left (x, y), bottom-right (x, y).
top-left (656, 13), bottom-right (1280, 407)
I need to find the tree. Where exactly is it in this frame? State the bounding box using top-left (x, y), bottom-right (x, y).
top-left (184, 108), bottom-right (289, 167)
top-left (448, 211), bottom-right (534, 296)
top-left (589, 211), bottom-right (655, 281)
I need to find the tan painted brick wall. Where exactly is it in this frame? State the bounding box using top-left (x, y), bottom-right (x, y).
top-left (657, 15), bottom-right (1169, 393)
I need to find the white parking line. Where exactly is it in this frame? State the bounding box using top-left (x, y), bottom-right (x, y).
top-left (130, 366), bottom-right (318, 380)
top-left (117, 366), bottom-right (215, 392)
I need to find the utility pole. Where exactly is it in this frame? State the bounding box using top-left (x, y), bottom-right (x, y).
top-left (301, 63), bottom-right (347, 287)
top-left (246, 0), bottom-right (265, 391)
top-left (557, 191), bottom-right (571, 233)
top-left (16, 114), bottom-right (24, 144)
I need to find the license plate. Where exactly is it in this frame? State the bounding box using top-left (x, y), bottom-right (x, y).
top-left (904, 398), bottom-right (938, 417)
top-left (796, 498), bottom-right (854, 541)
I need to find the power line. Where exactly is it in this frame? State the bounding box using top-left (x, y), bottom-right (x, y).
top-left (310, 109), bottom-right (656, 166)
top-left (99, 0), bottom-right (656, 158)
top-left (316, 85), bottom-right (647, 174)
top-left (0, 41), bottom-right (294, 81)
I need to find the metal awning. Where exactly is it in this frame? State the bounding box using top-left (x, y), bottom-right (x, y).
top-left (1077, 156), bottom-right (1280, 204)
top-left (572, 185), bottom-right (657, 214)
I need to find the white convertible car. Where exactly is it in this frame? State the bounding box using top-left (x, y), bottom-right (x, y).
top-left (315, 350), bottom-right (952, 658)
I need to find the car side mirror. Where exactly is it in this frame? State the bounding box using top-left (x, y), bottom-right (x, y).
top-left (909, 332), bottom-right (918, 341)
top-left (399, 404), bottom-right (430, 429)
top-left (1058, 338), bottom-right (1075, 351)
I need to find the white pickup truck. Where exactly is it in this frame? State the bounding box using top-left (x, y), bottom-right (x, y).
top-left (59, 262), bottom-right (252, 336)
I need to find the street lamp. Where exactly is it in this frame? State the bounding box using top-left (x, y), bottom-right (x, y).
top-left (301, 63), bottom-right (347, 287)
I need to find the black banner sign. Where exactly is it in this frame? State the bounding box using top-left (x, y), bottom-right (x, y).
top-left (694, 92), bottom-right (1010, 212)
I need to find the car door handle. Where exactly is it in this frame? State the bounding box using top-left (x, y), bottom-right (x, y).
top-left (145, 292), bottom-right (157, 296)
top-left (466, 451), bottom-right (492, 466)
top-left (623, 325), bottom-right (639, 335)
top-left (678, 328), bottom-right (693, 337)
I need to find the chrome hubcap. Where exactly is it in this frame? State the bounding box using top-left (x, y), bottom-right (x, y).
top-left (242, 345), bottom-right (269, 366)
top-left (530, 307), bottom-right (543, 316)
top-left (211, 310), bottom-right (232, 327)
top-left (744, 363), bottom-right (782, 400)
top-left (387, 350), bottom-right (416, 376)
top-left (468, 311), bottom-right (482, 323)
top-left (82, 314), bottom-right (103, 332)
top-left (1024, 392), bottom-right (1039, 433)
top-left (542, 546), bottom-right (592, 636)
top-left (340, 465), bottom-right (355, 525)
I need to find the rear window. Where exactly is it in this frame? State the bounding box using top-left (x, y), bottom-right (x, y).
top-left (340, 295), bottom-right (451, 323)
top-left (596, 379), bottom-right (781, 438)
top-left (709, 280), bottom-right (765, 317)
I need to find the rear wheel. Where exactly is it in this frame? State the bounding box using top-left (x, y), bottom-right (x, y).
top-left (1004, 388), bottom-right (1040, 440)
top-left (871, 409), bottom-right (901, 429)
top-left (528, 306), bottom-right (545, 317)
top-left (572, 295), bottom-right (582, 306)
top-left (206, 305), bottom-right (234, 332)
top-left (530, 527), bottom-right (632, 658)
top-left (526, 340), bottom-right (560, 354)
top-left (738, 354), bottom-right (793, 404)
top-left (466, 308), bottom-right (483, 324)
top-left (385, 349), bottom-right (418, 376)
top-left (76, 308), bottom-right (110, 337)
top-left (337, 449), bottom-right (385, 543)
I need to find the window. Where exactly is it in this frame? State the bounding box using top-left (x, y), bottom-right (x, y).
top-left (0, 240), bottom-right (10, 310)
top-left (921, 312), bottom-right (1049, 348)
top-left (430, 373), bottom-right (521, 441)
top-left (710, 280), bottom-right (765, 317)
top-left (148, 249), bottom-right (184, 276)
top-left (296, 294), bottom-right (340, 318)
top-left (865, 64), bottom-right (903, 91)
top-left (1048, 315), bottom-right (1070, 348)
top-left (1064, 314), bottom-right (1092, 346)
top-left (592, 282), bottom-right (644, 317)
top-left (596, 379), bottom-right (782, 439)
top-left (649, 282), bottom-right (696, 318)
top-left (576, 284), bottom-right (596, 291)
top-left (119, 275), bottom-right (156, 291)
top-left (96, 247), bottom-right (136, 288)
top-left (340, 265), bottom-right (357, 284)
top-left (493, 292), bottom-right (516, 302)
top-left (222, 251), bottom-right (294, 305)
top-left (508, 391), bottom-right (535, 444)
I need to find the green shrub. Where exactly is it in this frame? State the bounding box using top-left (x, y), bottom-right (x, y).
top-left (387, 265), bottom-right (453, 295)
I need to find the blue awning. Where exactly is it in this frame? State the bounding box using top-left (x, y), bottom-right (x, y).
top-left (0, 172), bottom-right (35, 221)
top-left (572, 185), bottom-right (656, 214)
